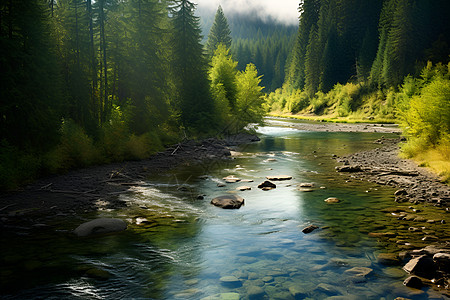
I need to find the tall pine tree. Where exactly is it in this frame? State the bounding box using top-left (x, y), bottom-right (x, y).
top-left (205, 5), bottom-right (232, 57)
top-left (171, 0), bottom-right (213, 130)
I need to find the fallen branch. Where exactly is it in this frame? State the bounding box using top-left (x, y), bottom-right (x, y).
top-left (0, 203), bottom-right (17, 212)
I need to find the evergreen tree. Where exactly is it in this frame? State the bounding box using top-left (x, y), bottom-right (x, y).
top-left (171, 0), bottom-right (213, 130)
top-left (285, 0), bottom-right (320, 90)
top-left (0, 0), bottom-right (61, 149)
top-left (206, 5), bottom-right (232, 56)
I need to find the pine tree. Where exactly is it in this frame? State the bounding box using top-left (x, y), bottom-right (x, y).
top-left (206, 5), bottom-right (232, 57)
top-left (171, 0), bottom-right (213, 130)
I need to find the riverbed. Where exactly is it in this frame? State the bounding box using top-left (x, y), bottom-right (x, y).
top-left (1, 119), bottom-right (448, 299)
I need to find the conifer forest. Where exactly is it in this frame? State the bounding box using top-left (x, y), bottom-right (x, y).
top-left (0, 0), bottom-right (449, 188)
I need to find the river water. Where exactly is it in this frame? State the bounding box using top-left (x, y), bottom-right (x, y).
top-left (1, 119), bottom-right (445, 299)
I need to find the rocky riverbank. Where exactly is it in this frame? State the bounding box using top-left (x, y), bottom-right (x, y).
top-left (0, 133), bottom-right (260, 226)
top-left (335, 136), bottom-right (450, 296)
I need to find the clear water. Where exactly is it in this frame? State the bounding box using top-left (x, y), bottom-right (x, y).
top-left (1, 119), bottom-right (448, 299)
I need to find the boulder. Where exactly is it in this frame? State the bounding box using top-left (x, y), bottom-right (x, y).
top-left (211, 195), bottom-right (245, 209)
top-left (266, 175), bottom-right (292, 181)
top-left (403, 276), bottom-right (423, 289)
top-left (433, 253), bottom-right (450, 272)
top-left (258, 181), bottom-right (276, 190)
top-left (74, 218), bottom-right (127, 237)
top-left (302, 225), bottom-right (319, 234)
top-left (403, 255), bottom-right (436, 278)
top-left (324, 197), bottom-right (340, 204)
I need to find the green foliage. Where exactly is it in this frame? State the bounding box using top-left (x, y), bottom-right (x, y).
top-left (402, 76), bottom-right (450, 147)
top-left (206, 5), bottom-right (232, 57)
top-left (234, 63), bottom-right (266, 127)
top-left (47, 119), bottom-right (100, 172)
top-left (209, 44), bottom-right (238, 111)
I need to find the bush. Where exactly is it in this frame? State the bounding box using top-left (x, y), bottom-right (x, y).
top-left (126, 132), bottom-right (163, 160)
top-left (46, 119), bottom-right (100, 172)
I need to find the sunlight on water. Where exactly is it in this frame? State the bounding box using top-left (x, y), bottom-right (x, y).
top-left (3, 120), bottom-right (445, 300)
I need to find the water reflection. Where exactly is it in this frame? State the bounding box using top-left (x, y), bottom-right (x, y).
top-left (3, 119), bottom-right (441, 300)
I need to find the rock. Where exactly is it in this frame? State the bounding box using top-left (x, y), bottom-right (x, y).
top-left (315, 283), bottom-right (340, 296)
top-left (223, 176), bottom-right (241, 183)
top-left (335, 165), bottom-right (363, 172)
top-left (262, 276), bottom-right (274, 283)
top-left (236, 186), bottom-right (251, 191)
top-left (403, 255), bottom-right (436, 278)
top-left (247, 286), bottom-right (265, 300)
top-left (324, 197), bottom-right (340, 204)
top-left (220, 276), bottom-right (242, 288)
top-left (344, 267), bottom-right (373, 277)
top-left (288, 286), bottom-right (308, 299)
top-left (265, 158), bottom-right (277, 162)
top-left (266, 175), bottom-right (292, 181)
top-left (299, 182), bottom-right (315, 188)
top-left (403, 276), bottom-right (423, 289)
top-left (211, 195), bottom-right (245, 209)
top-left (377, 253), bottom-right (400, 265)
top-left (298, 188), bottom-right (314, 192)
top-left (302, 225), bottom-right (319, 234)
top-left (74, 218), bottom-right (127, 237)
top-left (433, 253), bottom-right (450, 272)
top-left (395, 189), bottom-right (408, 196)
top-left (258, 181), bottom-right (276, 190)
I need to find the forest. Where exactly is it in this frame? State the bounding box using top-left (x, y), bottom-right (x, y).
top-left (0, 0), bottom-right (265, 189)
top-left (1, 0), bottom-right (449, 189)
top-left (267, 0), bottom-right (450, 182)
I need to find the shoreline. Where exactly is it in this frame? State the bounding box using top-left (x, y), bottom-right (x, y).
top-left (1, 120), bottom-right (449, 296)
top-left (0, 133), bottom-right (259, 221)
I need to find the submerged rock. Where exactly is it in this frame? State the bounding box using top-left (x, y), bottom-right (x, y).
top-left (324, 197), bottom-right (341, 204)
top-left (211, 195), bottom-right (244, 209)
top-left (335, 165), bottom-right (363, 172)
top-left (377, 253), bottom-right (400, 265)
top-left (74, 218), bottom-right (127, 237)
top-left (302, 225), bottom-right (319, 234)
top-left (220, 276), bottom-right (242, 288)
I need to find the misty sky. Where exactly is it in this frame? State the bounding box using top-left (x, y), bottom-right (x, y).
top-left (192, 0), bottom-right (300, 25)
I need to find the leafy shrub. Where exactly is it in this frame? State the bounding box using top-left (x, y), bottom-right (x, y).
top-left (46, 119), bottom-right (99, 172)
top-left (126, 132), bottom-right (164, 160)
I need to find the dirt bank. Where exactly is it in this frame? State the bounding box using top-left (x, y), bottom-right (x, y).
top-left (0, 133), bottom-right (260, 223)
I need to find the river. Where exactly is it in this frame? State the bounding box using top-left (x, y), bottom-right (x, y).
top-left (1, 118), bottom-right (441, 299)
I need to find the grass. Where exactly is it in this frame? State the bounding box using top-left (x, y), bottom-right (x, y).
top-left (409, 148), bottom-right (450, 184)
top-left (268, 112), bottom-right (398, 124)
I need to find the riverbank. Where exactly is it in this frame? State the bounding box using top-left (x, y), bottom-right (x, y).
top-left (335, 136), bottom-right (450, 295)
top-left (0, 133), bottom-right (260, 223)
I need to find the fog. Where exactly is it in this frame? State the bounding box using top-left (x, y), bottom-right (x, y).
top-left (192, 0), bottom-right (299, 25)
